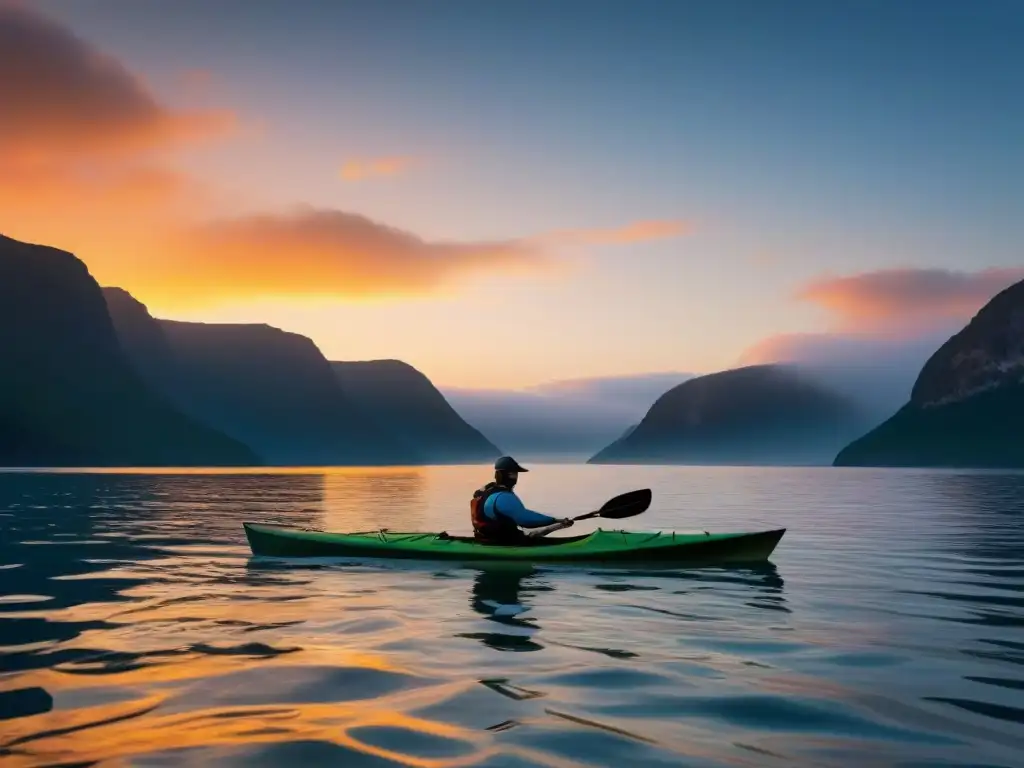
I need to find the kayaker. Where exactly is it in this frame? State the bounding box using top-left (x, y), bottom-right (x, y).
top-left (471, 456), bottom-right (573, 544)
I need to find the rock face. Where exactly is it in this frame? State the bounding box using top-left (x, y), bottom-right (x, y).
top-left (588, 364), bottom-right (864, 465)
top-left (835, 279), bottom-right (1024, 467)
top-left (332, 360), bottom-right (500, 464)
top-left (103, 289), bottom-right (420, 466)
top-left (0, 235), bottom-right (258, 466)
top-left (103, 287), bottom-right (177, 384)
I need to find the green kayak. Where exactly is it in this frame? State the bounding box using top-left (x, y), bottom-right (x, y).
top-left (242, 522), bottom-right (786, 565)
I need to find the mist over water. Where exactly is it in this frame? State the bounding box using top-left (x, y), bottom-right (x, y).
top-left (739, 330), bottom-right (958, 426)
top-left (1, 465), bottom-right (1022, 767)
top-left (443, 373), bottom-right (691, 459)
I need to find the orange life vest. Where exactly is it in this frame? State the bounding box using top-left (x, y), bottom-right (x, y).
top-left (470, 483), bottom-right (525, 544)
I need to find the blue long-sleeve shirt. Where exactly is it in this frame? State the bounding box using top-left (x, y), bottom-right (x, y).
top-left (483, 491), bottom-right (559, 528)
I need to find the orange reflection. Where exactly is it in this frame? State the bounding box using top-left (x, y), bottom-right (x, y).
top-left (321, 467), bottom-right (429, 532)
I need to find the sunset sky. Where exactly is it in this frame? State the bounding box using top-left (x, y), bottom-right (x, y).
top-left (3, 0), bottom-right (1022, 388)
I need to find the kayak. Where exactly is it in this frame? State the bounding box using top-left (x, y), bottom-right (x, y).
top-left (242, 522), bottom-right (786, 565)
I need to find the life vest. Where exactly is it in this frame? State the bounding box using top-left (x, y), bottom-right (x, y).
top-left (470, 483), bottom-right (525, 544)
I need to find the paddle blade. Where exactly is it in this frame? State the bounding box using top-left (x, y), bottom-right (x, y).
top-left (596, 488), bottom-right (652, 519)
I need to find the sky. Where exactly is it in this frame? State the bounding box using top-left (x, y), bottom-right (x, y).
top-left (2, 0), bottom-right (1023, 389)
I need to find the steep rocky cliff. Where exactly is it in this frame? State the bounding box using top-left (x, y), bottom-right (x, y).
top-left (0, 235), bottom-right (257, 466)
top-left (157, 321), bottom-right (420, 466)
top-left (102, 289), bottom-right (419, 466)
top-left (835, 279), bottom-right (1024, 467)
top-left (102, 287), bottom-right (177, 386)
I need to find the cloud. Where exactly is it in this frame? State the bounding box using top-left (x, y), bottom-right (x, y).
top-left (135, 207), bottom-right (545, 303)
top-left (340, 156), bottom-right (417, 181)
top-left (443, 372), bottom-right (690, 459)
top-left (745, 267), bottom-right (1024, 419)
top-left (128, 211), bottom-right (696, 304)
top-left (0, 3), bottom-right (690, 306)
top-left (740, 331), bottom-right (939, 370)
top-left (0, 2), bottom-right (234, 162)
top-left (739, 328), bottom-right (961, 425)
top-left (0, 160), bottom-right (199, 214)
top-left (544, 219), bottom-right (690, 246)
top-left (741, 266), bottom-right (1024, 424)
top-left (527, 371), bottom-right (691, 403)
top-left (0, 0), bottom-right (231, 238)
top-left (797, 267), bottom-right (1024, 332)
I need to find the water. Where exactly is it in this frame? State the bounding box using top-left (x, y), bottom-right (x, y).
top-left (1, 465), bottom-right (1022, 767)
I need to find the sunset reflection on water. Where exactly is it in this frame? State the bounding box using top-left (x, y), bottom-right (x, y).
top-left (2, 467), bottom-right (1023, 766)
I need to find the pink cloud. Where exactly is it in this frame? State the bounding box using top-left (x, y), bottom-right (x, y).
top-left (740, 267), bottom-right (1024, 422)
top-left (797, 267), bottom-right (1024, 331)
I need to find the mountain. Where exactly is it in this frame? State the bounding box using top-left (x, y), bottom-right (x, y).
top-left (102, 287), bottom-right (179, 384)
top-left (0, 235), bottom-right (257, 466)
top-left (588, 364), bottom-right (865, 465)
top-left (617, 423), bottom-right (640, 441)
top-left (331, 360), bottom-right (500, 463)
top-left (156, 322), bottom-right (420, 466)
top-left (834, 279), bottom-right (1024, 467)
top-left (442, 372), bottom-right (690, 461)
top-left (102, 289), bottom-right (418, 466)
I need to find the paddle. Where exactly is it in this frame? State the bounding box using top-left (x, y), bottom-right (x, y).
top-left (526, 489), bottom-right (652, 538)
top-left (572, 488), bottom-right (652, 522)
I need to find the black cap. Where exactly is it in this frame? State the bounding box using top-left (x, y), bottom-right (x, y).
top-left (494, 455), bottom-right (528, 473)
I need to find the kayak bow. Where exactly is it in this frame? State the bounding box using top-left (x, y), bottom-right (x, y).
top-left (242, 522), bottom-right (785, 565)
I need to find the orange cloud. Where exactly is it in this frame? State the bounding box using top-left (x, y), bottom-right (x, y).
top-left (797, 267), bottom-right (1024, 331)
top-left (0, 0), bottom-right (232, 239)
top-left (0, 3), bottom-right (686, 308)
top-left (0, 2), bottom-right (233, 267)
top-left (0, 159), bottom-right (198, 213)
top-left (544, 219), bottom-right (690, 246)
top-left (130, 207), bottom-right (546, 305)
top-left (340, 156), bottom-right (417, 181)
top-left (0, 2), bottom-right (234, 162)
top-left (117, 212), bottom-right (692, 306)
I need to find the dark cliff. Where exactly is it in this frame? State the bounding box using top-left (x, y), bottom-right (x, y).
top-left (0, 235), bottom-right (257, 466)
top-left (156, 321), bottom-right (420, 466)
top-left (835, 279), bottom-right (1024, 467)
top-left (331, 360), bottom-right (500, 463)
top-left (102, 287), bottom-right (178, 385)
top-left (101, 288), bottom-right (419, 466)
top-left (589, 364), bottom-right (864, 465)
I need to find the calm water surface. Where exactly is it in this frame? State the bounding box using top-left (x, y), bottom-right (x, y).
top-left (1, 465), bottom-right (1022, 767)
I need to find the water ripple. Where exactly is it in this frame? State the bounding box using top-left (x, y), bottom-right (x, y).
top-left (0, 466), bottom-right (1022, 766)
